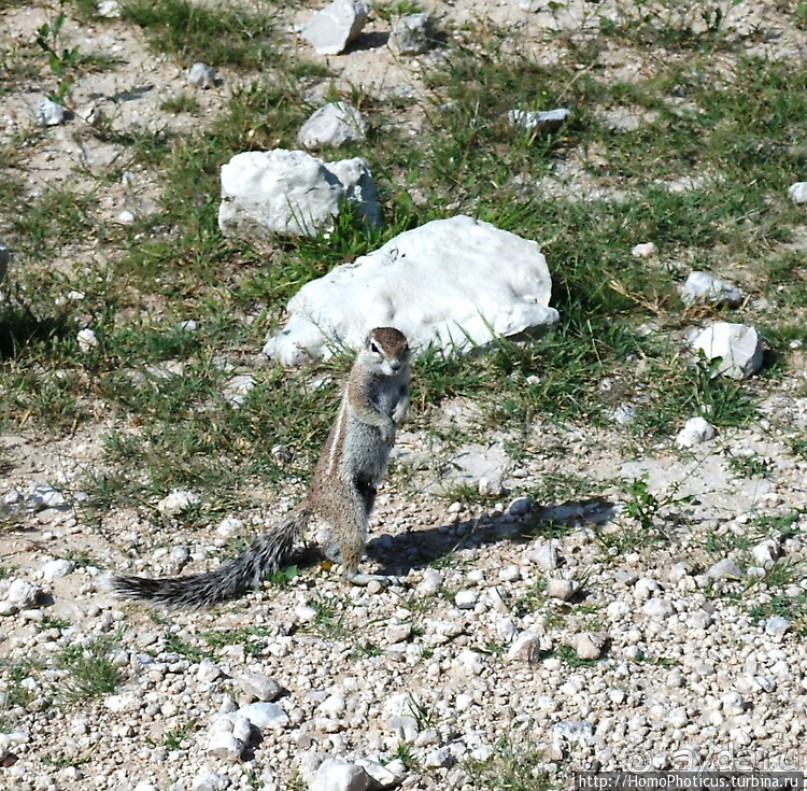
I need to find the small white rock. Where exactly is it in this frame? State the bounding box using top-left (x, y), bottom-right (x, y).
top-left (187, 62), bottom-right (218, 89)
top-left (311, 759), bottom-right (369, 791)
top-left (788, 182), bottom-right (807, 204)
top-left (675, 416), bottom-right (716, 448)
top-left (750, 539), bottom-right (778, 569)
top-left (117, 210), bottom-right (136, 224)
top-left (508, 108), bottom-right (570, 134)
top-left (191, 769), bottom-right (231, 791)
top-left (455, 590), bottom-right (479, 609)
top-left (765, 616), bottom-right (791, 636)
top-left (680, 271), bottom-right (743, 307)
top-left (527, 542), bottom-right (560, 571)
top-left (97, 0), bottom-right (120, 18)
top-left (631, 242), bottom-right (657, 258)
top-left (707, 558), bottom-right (743, 580)
top-left (389, 13), bottom-right (434, 55)
top-left (42, 559), bottom-right (75, 581)
top-left (298, 102), bottom-right (367, 151)
top-left (37, 98), bottom-right (65, 126)
top-left (206, 730), bottom-right (245, 762)
top-left (77, 328), bottom-right (99, 353)
top-left (6, 579), bottom-right (41, 608)
top-left (236, 672), bottom-right (283, 701)
top-left (157, 489), bottom-right (201, 516)
top-left (642, 597), bottom-right (673, 620)
top-left (29, 483), bottom-right (66, 511)
top-left (546, 578), bottom-right (578, 601)
top-left (238, 702), bottom-right (289, 732)
top-left (301, 0), bottom-right (369, 56)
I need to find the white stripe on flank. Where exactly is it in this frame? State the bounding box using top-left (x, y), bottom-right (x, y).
top-left (326, 399), bottom-right (348, 476)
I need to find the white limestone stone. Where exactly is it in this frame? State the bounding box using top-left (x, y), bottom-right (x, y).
top-left (298, 102), bottom-right (367, 150)
top-left (788, 182), bottom-right (807, 204)
top-left (217, 149), bottom-right (378, 238)
top-left (301, 0), bottom-right (368, 55)
top-left (311, 759), bottom-right (369, 791)
top-left (263, 215), bottom-right (558, 364)
top-left (389, 13), bottom-right (434, 55)
top-left (675, 417), bottom-right (716, 448)
top-left (692, 322), bottom-right (763, 379)
top-left (680, 271), bottom-right (743, 306)
top-left (508, 108), bottom-right (569, 134)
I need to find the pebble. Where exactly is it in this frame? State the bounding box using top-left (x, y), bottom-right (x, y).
top-left (77, 328), bottom-right (99, 353)
top-left (707, 558), bottom-right (743, 580)
top-left (750, 539), bottom-right (778, 568)
top-left (546, 578), bottom-right (578, 601)
top-left (236, 671), bottom-right (283, 701)
top-left (301, 0), bottom-right (369, 56)
top-left (389, 13), bottom-right (434, 55)
top-left (642, 597), bottom-right (674, 620)
top-left (29, 484), bottom-right (67, 511)
top-left (238, 702), bottom-right (289, 731)
top-left (117, 210), bottom-right (136, 224)
top-left (206, 729), bottom-right (245, 762)
top-left (42, 559), bottom-right (75, 580)
top-left (455, 590), bottom-right (479, 609)
top-left (6, 579), bottom-right (41, 608)
top-left (298, 102), bottom-right (367, 150)
top-left (631, 242), bottom-right (657, 258)
top-left (507, 632), bottom-right (543, 663)
top-left (37, 98), bottom-right (65, 126)
top-left (508, 108), bottom-right (570, 134)
top-left (311, 759), bottom-right (369, 791)
top-left (788, 182), bottom-right (807, 204)
top-left (157, 489), bottom-right (201, 516)
top-left (571, 632), bottom-right (608, 660)
top-left (680, 271), bottom-right (743, 306)
top-left (527, 542), bottom-right (560, 571)
top-left (187, 62), bottom-right (218, 89)
top-left (675, 417), bottom-right (716, 448)
top-left (765, 616), bottom-right (791, 636)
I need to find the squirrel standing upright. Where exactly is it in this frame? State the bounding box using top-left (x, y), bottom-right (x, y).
top-left (113, 327), bottom-right (411, 607)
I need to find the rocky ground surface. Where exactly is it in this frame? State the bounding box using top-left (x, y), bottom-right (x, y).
top-left (1, 1), bottom-right (807, 790)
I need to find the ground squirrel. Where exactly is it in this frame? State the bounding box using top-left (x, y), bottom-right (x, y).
top-left (112, 327), bottom-right (411, 607)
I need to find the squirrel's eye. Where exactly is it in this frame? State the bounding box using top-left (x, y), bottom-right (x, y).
top-left (370, 342), bottom-right (380, 354)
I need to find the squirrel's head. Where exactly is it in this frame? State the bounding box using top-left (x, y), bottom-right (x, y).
top-left (363, 327), bottom-right (410, 376)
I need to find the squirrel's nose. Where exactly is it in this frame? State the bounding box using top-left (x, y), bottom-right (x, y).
top-left (389, 360), bottom-right (402, 371)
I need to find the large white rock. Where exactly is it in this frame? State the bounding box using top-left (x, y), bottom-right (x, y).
top-left (692, 322), bottom-right (763, 380)
top-left (218, 150), bottom-right (378, 238)
top-left (298, 102), bottom-right (367, 150)
top-left (263, 215), bottom-right (559, 364)
top-left (301, 0), bottom-right (368, 55)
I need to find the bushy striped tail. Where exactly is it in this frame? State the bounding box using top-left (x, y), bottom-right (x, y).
top-left (112, 506), bottom-right (311, 607)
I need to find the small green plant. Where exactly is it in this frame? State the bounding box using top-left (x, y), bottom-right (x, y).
top-left (201, 626), bottom-right (274, 658)
top-left (621, 476), bottom-right (694, 534)
top-left (728, 454), bottom-right (771, 479)
top-left (159, 92), bottom-right (200, 115)
top-left (550, 643), bottom-right (605, 668)
top-left (390, 742), bottom-right (420, 772)
top-left (163, 719), bottom-right (197, 751)
top-left (267, 565), bottom-right (299, 588)
top-left (42, 753), bottom-right (90, 768)
top-left (464, 737), bottom-right (551, 791)
top-left (35, 1), bottom-right (80, 104)
top-left (58, 636), bottom-right (122, 701)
